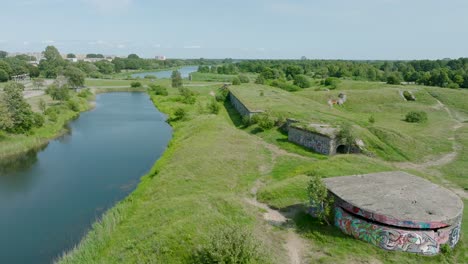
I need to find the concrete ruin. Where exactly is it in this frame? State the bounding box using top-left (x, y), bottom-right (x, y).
top-left (286, 120), bottom-right (360, 155)
top-left (323, 171), bottom-right (463, 255)
top-left (228, 90), bottom-right (264, 118)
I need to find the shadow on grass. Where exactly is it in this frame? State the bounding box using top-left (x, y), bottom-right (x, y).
top-left (223, 100), bottom-right (243, 128)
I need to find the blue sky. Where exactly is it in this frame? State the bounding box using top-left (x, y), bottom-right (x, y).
top-left (1, 0), bottom-right (467, 59)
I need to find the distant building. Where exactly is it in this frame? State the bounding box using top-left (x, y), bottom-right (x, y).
top-left (155, 55), bottom-right (166, 61)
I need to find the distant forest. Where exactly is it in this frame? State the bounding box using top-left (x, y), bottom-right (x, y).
top-left (1, 47), bottom-right (467, 89)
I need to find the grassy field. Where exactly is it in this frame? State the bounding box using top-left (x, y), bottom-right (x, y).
top-left (58, 79), bottom-right (467, 264)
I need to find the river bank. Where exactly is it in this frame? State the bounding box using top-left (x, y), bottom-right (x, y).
top-left (0, 94), bottom-right (94, 160)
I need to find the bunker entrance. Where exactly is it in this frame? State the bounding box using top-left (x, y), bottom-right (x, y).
top-left (336, 145), bottom-right (349, 154)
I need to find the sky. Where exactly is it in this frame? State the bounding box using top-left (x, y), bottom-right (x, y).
top-left (1, 0), bottom-right (467, 59)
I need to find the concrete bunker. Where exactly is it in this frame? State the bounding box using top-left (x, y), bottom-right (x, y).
top-left (286, 120), bottom-right (361, 156)
top-left (321, 171), bottom-right (463, 255)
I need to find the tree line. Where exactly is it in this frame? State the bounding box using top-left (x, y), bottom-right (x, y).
top-left (0, 47), bottom-right (226, 82)
top-left (199, 58), bottom-right (468, 89)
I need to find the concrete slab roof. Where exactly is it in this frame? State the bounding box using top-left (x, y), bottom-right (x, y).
top-left (324, 171), bottom-right (463, 229)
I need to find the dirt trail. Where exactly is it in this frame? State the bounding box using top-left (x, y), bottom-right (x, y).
top-left (246, 179), bottom-right (307, 264)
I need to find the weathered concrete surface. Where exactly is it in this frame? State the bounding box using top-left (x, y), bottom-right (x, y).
top-left (324, 171), bottom-right (463, 228)
top-left (288, 125), bottom-right (337, 155)
top-left (325, 171), bottom-right (463, 255)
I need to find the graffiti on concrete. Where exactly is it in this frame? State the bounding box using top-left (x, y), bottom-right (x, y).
top-left (335, 207), bottom-right (440, 255)
top-left (449, 224), bottom-right (461, 247)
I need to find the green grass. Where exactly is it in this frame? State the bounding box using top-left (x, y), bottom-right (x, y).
top-left (56, 79), bottom-right (467, 264)
top-left (191, 72), bottom-right (236, 82)
top-left (440, 126), bottom-right (468, 190)
top-left (0, 93), bottom-right (92, 159)
top-left (229, 82), bottom-right (456, 161)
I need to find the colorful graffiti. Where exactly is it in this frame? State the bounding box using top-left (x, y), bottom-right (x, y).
top-left (335, 207), bottom-right (441, 255)
top-left (334, 199), bottom-right (448, 229)
top-left (449, 224), bottom-right (461, 247)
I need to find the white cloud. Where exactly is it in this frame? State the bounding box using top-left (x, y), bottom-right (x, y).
top-left (117, 44), bottom-right (126, 49)
top-left (183, 45), bottom-right (201, 49)
top-left (42, 40), bottom-right (55, 44)
top-left (23, 41), bottom-right (30, 45)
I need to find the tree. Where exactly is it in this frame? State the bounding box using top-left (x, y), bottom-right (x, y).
top-left (0, 60), bottom-right (12, 76)
top-left (32, 78), bottom-right (46, 89)
top-left (171, 70), bottom-right (183, 88)
top-left (238, 74), bottom-right (250, 83)
top-left (67, 53), bottom-right (76, 58)
top-left (95, 60), bottom-right (115, 74)
top-left (255, 75), bottom-right (265, 84)
top-left (0, 95), bottom-right (13, 131)
top-left (128, 54), bottom-right (140, 59)
top-left (40, 46), bottom-right (65, 78)
top-left (63, 66), bottom-right (86, 88)
top-left (0, 69), bottom-right (8, 82)
top-left (387, 73), bottom-right (402, 85)
top-left (46, 84), bottom-right (70, 101)
top-left (307, 172), bottom-right (333, 225)
top-left (338, 123), bottom-right (356, 154)
top-left (43, 46), bottom-right (62, 61)
top-left (232, 77), bottom-right (241, 85)
top-left (2, 83), bottom-right (35, 133)
top-left (39, 99), bottom-right (47, 114)
top-left (130, 81), bottom-right (142, 88)
top-left (0, 50), bottom-right (8, 59)
top-left (293, 74), bottom-right (311, 88)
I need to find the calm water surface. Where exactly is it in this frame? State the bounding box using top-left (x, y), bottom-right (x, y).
top-left (0, 93), bottom-right (172, 264)
top-left (131, 65), bottom-right (198, 79)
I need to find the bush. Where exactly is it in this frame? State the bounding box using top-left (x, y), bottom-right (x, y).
top-left (405, 111), bottom-right (427, 123)
top-left (403, 91), bottom-right (415, 101)
top-left (254, 112), bottom-right (275, 130)
top-left (307, 172), bottom-right (334, 225)
top-left (47, 111), bottom-right (58, 122)
top-left (144, 75), bottom-right (157, 80)
top-left (387, 74), bottom-right (402, 85)
top-left (190, 226), bottom-right (269, 264)
top-left (130, 81), bottom-right (142, 88)
top-left (206, 99), bottom-right (220, 114)
top-left (270, 80), bottom-right (300, 92)
top-left (293, 74), bottom-right (311, 88)
top-left (173, 107), bottom-right (187, 121)
top-left (32, 113), bottom-right (45, 128)
top-left (255, 75), bottom-right (265, 84)
top-left (46, 84), bottom-right (70, 101)
top-left (232, 77), bottom-right (241, 85)
top-left (78, 88), bottom-right (92, 99)
top-left (323, 77), bottom-right (340, 89)
top-left (39, 98), bottom-right (47, 113)
top-left (215, 89), bottom-right (229, 102)
top-left (67, 99), bottom-right (80, 112)
top-left (179, 87), bottom-right (196, 104)
top-left (238, 74), bottom-right (250, 83)
top-left (149, 84), bottom-right (168, 96)
top-left (368, 115), bottom-right (375, 124)
top-left (0, 69), bottom-right (8, 82)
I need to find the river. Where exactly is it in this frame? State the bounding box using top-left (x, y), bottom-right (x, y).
top-left (0, 92), bottom-right (172, 264)
top-left (131, 65), bottom-right (198, 79)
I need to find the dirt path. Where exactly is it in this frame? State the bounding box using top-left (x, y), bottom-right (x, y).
top-left (246, 179), bottom-right (307, 264)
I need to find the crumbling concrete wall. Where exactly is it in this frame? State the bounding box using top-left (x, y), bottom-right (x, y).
top-left (288, 126), bottom-right (336, 155)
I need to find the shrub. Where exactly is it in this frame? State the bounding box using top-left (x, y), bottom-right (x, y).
top-left (405, 111), bottom-right (427, 123)
top-left (39, 98), bottom-right (47, 113)
top-left (144, 75), bottom-right (157, 80)
top-left (293, 74), bottom-right (311, 88)
top-left (130, 81), bottom-right (142, 88)
top-left (46, 84), bottom-right (70, 101)
top-left (232, 77), bottom-right (241, 85)
top-left (368, 115), bottom-right (375, 124)
top-left (323, 77), bottom-right (340, 89)
top-left (254, 112), bottom-right (275, 130)
top-left (242, 115), bottom-right (253, 127)
top-left (307, 172), bottom-right (334, 225)
top-left (0, 69), bottom-right (8, 82)
top-left (215, 89), bottom-right (229, 102)
top-left (190, 226), bottom-right (269, 264)
top-left (259, 90), bottom-right (264, 96)
top-left (179, 87), bottom-right (196, 104)
top-left (238, 74), bottom-right (250, 83)
top-left (67, 99), bottom-right (80, 112)
top-left (255, 75), bottom-right (265, 84)
top-left (270, 80), bottom-right (300, 92)
top-left (47, 111), bottom-right (58, 122)
top-left (403, 91), bottom-right (415, 101)
top-left (206, 99), bottom-right (220, 114)
top-left (78, 88), bottom-right (93, 99)
top-left (32, 113), bottom-right (45, 128)
top-left (173, 107), bottom-right (187, 121)
top-left (387, 73), bottom-right (402, 85)
top-left (149, 84), bottom-right (168, 96)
